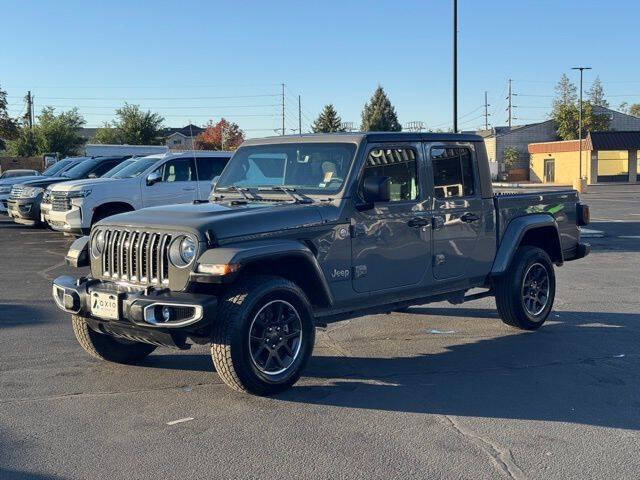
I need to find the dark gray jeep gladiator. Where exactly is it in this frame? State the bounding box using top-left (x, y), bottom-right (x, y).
top-left (52, 133), bottom-right (590, 395)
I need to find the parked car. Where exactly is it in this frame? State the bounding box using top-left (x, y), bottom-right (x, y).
top-left (0, 158), bottom-right (87, 215)
top-left (44, 151), bottom-right (231, 235)
top-left (0, 169), bottom-right (39, 179)
top-left (53, 132), bottom-right (590, 396)
top-left (7, 156), bottom-right (129, 226)
top-left (40, 158), bottom-right (139, 226)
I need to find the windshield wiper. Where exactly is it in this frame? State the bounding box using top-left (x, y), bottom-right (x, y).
top-left (256, 185), bottom-right (313, 204)
top-left (215, 185), bottom-right (252, 201)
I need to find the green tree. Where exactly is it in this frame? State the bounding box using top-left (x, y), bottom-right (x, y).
top-left (6, 126), bottom-right (38, 156)
top-left (360, 86), bottom-right (401, 132)
top-left (93, 103), bottom-right (164, 145)
top-left (502, 147), bottom-right (520, 172)
top-left (554, 101), bottom-right (610, 140)
top-left (311, 104), bottom-right (345, 133)
top-left (0, 84), bottom-right (20, 150)
top-left (552, 74), bottom-right (577, 110)
top-left (35, 106), bottom-right (86, 156)
top-left (587, 76), bottom-right (608, 108)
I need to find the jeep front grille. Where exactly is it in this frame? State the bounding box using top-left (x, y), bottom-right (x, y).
top-left (100, 229), bottom-right (172, 285)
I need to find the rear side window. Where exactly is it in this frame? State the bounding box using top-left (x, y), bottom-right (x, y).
top-left (91, 160), bottom-right (122, 177)
top-left (195, 157), bottom-right (229, 181)
top-left (362, 147), bottom-right (419, 202)
top-left (430, 147), bottom-right (475, 198)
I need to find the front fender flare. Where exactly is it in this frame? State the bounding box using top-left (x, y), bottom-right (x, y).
top-left (491, 213), bottom-right (562, 275)
top-left (195, 239), bottom-right (334, 306)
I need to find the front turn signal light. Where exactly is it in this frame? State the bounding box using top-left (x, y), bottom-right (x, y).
top-left (196, 263), bottom-right (240, 276)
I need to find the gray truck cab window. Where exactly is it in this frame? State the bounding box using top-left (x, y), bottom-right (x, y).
top-left (360, 147), bottom-right (419, 202)
top-left (195, 157), bottom-right (228, 181)
top-left (431, 147), bottom-right (475, 198)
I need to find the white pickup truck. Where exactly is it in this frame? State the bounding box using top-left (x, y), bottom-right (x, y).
top-left (43, 151), bottom-right (231, 234)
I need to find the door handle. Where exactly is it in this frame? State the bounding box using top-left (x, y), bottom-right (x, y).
top-left (182, 187), bottom-right (196, 191)
top-left (407, 217), bottom-right (429, 228)
top-left (460, 212), bottom-right (479, 223)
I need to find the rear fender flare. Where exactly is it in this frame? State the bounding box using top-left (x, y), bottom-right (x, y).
top-left (491, 214), bottom-right (562, 275)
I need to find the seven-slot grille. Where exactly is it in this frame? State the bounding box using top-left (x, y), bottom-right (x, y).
top-left (99, 229), bottom-right (172, 285)
top-left (10, 185), bottom-right (24, 198)
top-left (51, 193), bottom-right (72, 211)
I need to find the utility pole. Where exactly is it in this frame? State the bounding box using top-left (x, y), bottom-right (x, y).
top-left (281, 83), bottom-right (285, 135)
top-left (452, 0), bottom-right (458, 133)
top-left (572, 66), bottom-right (591, 181)
top-left (484, 91), bottom-right (490, 130)
top-left (298, 95), bottom-right (302, 134)
top-left (25, 91), bottom-right (33, 129)
top-left (506, 79), bottom-right (512, 129)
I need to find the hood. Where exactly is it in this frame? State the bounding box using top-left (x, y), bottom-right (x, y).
top-left (0, 175), bottom-right (41, 187)
top-left (49, 177), bottom-right (115, 192)
top-left (99, 200), bottom-right (325, 241)
top-left (14, 177), bottom-right (69, 189)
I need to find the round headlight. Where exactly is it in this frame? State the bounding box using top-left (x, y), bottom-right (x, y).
top-left (179, 237), bottom-right (196, 264)
top-left (92, 230), bottom-right (105, 257)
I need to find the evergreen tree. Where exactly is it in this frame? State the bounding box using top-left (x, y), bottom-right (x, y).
top-left (588, 76), bottom-right (609, 108)
top-left (311, 104), bottom-right (345, 133)
top-left (360, 86), bottom-right (401, 132)
top-left (552, 74), bottom-right (577, 110)
top-left (0, 84), bottom-right (19, 150)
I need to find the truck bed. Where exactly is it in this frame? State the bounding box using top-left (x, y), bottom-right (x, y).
top-left (493, 189), bottom-right (581, 257)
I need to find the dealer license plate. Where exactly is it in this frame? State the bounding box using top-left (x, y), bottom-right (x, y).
top-left (90, 291), bottom-right (120, 320)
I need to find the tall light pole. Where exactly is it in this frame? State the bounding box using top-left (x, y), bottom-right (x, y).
top-left (452, 0), bottom-right (458, 132)
top-left (572, 66), bottom-right (591, 180)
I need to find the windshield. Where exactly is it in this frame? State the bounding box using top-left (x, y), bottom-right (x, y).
top-left (42, 159), bottom-right (73, 176)
top-left (61, 159), bottom-right (100, 179)
top-left (1, 170), bottom-right (35, 178)
top-left (216, 143), bottom-right (356, 194)
top-left (101, 158), bottom-right (135, 178)
top-left (112, 157), bottom-right (159, 179)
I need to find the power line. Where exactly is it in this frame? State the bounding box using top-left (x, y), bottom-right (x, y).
top-left (7, 94), bottom-right (280, 101)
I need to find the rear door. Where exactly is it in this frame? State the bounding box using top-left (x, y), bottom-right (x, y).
top-left (142, 157), bottom-right (197, 207)
top-left (350, 143), bottom-right (431, 293)
top-left (195, 156), bottom-right (230, 200)
top-left (426, 144), bottom-right (484, 280)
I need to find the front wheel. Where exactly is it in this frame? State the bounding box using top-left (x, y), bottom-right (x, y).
top-left (495, 246), bottom-right (556, 330)
top-left (211, 275), bottom-right (315, 395)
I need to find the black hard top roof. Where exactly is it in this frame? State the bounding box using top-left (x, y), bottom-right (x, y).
top-left (241, 132), bottom-right (483, 147)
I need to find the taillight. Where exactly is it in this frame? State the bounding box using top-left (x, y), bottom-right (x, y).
top-left (577, 203), bottom-right (590, 226)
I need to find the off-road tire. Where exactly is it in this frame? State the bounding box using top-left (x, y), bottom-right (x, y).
top-left (495, 246), bottom-right (556, 330)
top-left (71, 315), bottom-right (157, 363)
top-left (211, 275), bottom-right (315, 395)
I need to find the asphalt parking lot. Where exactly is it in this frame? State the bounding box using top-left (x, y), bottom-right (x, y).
top-left (1, 186), bottom-right (639, 480)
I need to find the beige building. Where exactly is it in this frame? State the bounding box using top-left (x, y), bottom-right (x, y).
top-left (475, 106), bottom-right (640, 180)
top-left (164, 124), bottom-right (204, 151)
top-left (529, 131), bottom-right (640, 185)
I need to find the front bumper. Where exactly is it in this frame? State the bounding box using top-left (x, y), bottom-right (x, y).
top-left (46, 205), bottom-right (84, 234)
top-left (52, 275), bottom-right (218, 348)
top-left (7, 197), bottom-right (40, 224)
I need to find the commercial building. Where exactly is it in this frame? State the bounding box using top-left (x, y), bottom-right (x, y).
top-left (529, 131), bottom-right (640, 185)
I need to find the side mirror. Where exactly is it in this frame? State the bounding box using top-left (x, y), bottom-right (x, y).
top-left (87, 172), bottom-right (98, 179)
top-left (362, 176), bottom-right (391, 204)
top-left (146, 171), bottom-right (162, 186)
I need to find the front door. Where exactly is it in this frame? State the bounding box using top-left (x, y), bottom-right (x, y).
top-left (143, 157), bottom-right (197, 207)
top-left (351, 143), bottom-right (431, 293)
top-left (544, 159), bottom-right (555, 183)
top-left (428, 144), bottom-right (484, 280)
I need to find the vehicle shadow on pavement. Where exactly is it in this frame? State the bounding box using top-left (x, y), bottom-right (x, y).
top-left (0, 303), bottom-right (57, 329)
top-left (280, 307), bottom-right (640, 431)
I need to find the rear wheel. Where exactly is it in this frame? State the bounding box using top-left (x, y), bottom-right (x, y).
top-left (495, 246), bottom-right (556, 330)
top-left (71, 315), bottom-right (157, 363)
top-left (211, 275), bottom-right (315, 395)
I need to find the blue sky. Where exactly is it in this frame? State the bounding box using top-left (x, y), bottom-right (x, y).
top-left (2, 0), bottom-right (639, 136)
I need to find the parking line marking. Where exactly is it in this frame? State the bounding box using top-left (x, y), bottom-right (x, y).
top-left (167, 417), bottom-right (194, 426)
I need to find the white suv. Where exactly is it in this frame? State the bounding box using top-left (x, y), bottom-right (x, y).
top-left (44, 151), bottom-right (231, 234)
